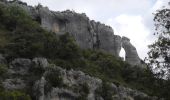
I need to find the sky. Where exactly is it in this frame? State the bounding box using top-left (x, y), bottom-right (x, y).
top-left (21, 0), bottom-right (169, 59)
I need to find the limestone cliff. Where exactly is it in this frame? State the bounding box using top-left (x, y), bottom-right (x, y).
top-left (5, 0), bottom-right (141, 65)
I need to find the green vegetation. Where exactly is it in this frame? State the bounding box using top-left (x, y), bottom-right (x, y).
top-left (77, 83), bottom-right (89, 100)
top-left (0, 90), bottom-right (31, 100)
top-left (147, 6), bottom-right (170, 76)
top-left (45, 66), bottom-right (63, 87)
top-left (146, 2), bottom-right (170, 100)
top-left (0, 0), bottom-right (170, 100)
top-left (95, 82), bottom-right (115, 100)
top-left (0, 64), bottom-right (7, 77)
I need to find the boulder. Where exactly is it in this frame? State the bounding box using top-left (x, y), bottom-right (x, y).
top-left (2, 78), bottom-right (26, 90)
top-left (34, 77), bottom-right (46, 100)
top-left (8, 58), bottom-right (32, 75)
top-left (32, 57), bottom-right (49, 69)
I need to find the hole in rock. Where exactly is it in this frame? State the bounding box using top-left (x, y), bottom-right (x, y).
top-left (119, 48), bottom-right (125, 61)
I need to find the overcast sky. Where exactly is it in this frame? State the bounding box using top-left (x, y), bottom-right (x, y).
top-left (21, 0), bottom-right (169, 59)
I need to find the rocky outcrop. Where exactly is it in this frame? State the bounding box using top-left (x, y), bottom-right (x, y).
top-left (33, 57), bottom-right (49, 69)
top-left (8, 58), bottom-right (32, 75)
top-left (122, 37), bottom-right (141, 65)
top-left (1, 58), bottom-right (158, 100)
top-left (35, 5), bottom-right (140, 65)
top-left (36, 5), bottom-right (94, 49)
top-left (3, 0), bottom-right (141, 65)
top-left (7, 2), bottom-right (121, 56)
top-left (90, 21), bottom-right (122, 57)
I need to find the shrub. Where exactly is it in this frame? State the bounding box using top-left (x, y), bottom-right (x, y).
top-left (0, 90), bottom-right (31, 100)
top-left (0, 64), bottom-right (7, 79)
top-left (45, 66), bottom-right (63, 87)
top-left (95, 82), bottom-right (115, 100)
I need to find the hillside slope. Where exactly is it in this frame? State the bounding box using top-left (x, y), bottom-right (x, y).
top-left (0, 0), bottom-right (166, 100)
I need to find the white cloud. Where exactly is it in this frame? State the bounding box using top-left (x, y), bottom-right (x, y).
top-left (21, 0), bottom-right (154, 22)
top-left (106, 15), bottom-right (151, 59)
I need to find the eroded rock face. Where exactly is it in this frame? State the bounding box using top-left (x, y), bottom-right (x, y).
top-left (2, 79), bottom-right (26, 90)
top-left (122, 37), bottom-right (141, 65)
top-left (90, 21), bottom-right (121, 56)
top-left (23, 4), bottom-right (122, 56)
top-left (9, 58), bottom-right (32, 75)
top-left (36, 6), bottom-right (94, 49)
top-left (33, 5), bottom-right (139, 62)
top-left (114, 35), bottom-right (122, 57)
top-left (6, 1), bottom-right (141, 65)
top-left (1, 57), bottom-right (158, 100)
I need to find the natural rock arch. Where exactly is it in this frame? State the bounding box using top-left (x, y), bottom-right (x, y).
top-left (121, 36), bottom-right (141, 65)
top-left (20, 4), bottom-right (141, 66)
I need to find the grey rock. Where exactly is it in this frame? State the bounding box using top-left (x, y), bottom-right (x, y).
top-left (32, 57), bottom-right (49, 69)
top-left (5, 1), bottom-right (143, 66)
top-left (13, 3), bottom-right (121, 57)
top-left (37, 6), bottom-right (94, 49)
top-left (37, 65), bottom-right (155, 100)
top-left (122, 36), bottom-right (141, 65)
top-left (0, 57), bottom-right (158, 100)
top-left (8, 58), bottom-right (32, 75)
top-left (91, 21), bottom-right (121, 56)
top-left (34, 77), bottom-right (46, 100)
top-left (114, 35), bottom-right (122, 57)
top-left (35, 6), bottom-right (139, 65)
top-left (110, 83), bottom-right (118, 93)
top-left (46, 88), bottom-right (79, 100)
top-left (2, 78), bottom-right (26, 90)
top-left (3, 1), bottom-right (143, 66)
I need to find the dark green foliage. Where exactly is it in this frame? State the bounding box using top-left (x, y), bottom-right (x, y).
top-left (0, 3), bottom-right (46, 59)
top-left (134, 95), bottom-right (151, 100)
top-left (0, 1), bottom-right (170, 100)
top-left (0, 90), bottom-right (31, 100)
top-left (45, 66), bottom-right (63, 87)
top-left (95, 82), bottom-right (115, 100)
top-left (0, 3), bottom-right (81, 61)
top-left (122, 66), bottom-right (156, 95)
top-left (146, 2), bottom-right (170, 100)
top-left (44, 33), bottom-right (82, 60)
top-left (0, 64), bottom-right (7, 76)
top-left (147, 3), bottom-right (170, 78)
top-left (79, 50), bottom-right (125, 84)
top-left (76, 83), bottom-right (89, 100)
top-left (0, 3), bottom-right (156, 97)
top-left (81, 83), bottom-right (89, 95)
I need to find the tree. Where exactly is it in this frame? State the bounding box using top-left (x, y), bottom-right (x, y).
top-left (147, 3), bottom-right (170, 78)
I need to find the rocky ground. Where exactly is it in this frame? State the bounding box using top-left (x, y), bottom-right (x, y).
top-left (0, 54), bottom-right (159, 100)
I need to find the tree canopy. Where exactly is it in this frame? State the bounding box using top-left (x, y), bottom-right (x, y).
top-left (147, 4), bottom-right (170, 78)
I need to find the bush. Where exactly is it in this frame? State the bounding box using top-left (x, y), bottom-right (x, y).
top-left (76, 83), bottom-right (89, 100)
top-left (45, 66), bottom-right (63, 87)
top-left (0, 64), bottom-right (7, 79)
top-left (95, 82), bottom-right (115, 100)
top-left (0, 1), bottom-right (168, 99)
top-left (0, 90), bottom-right (31, 100)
